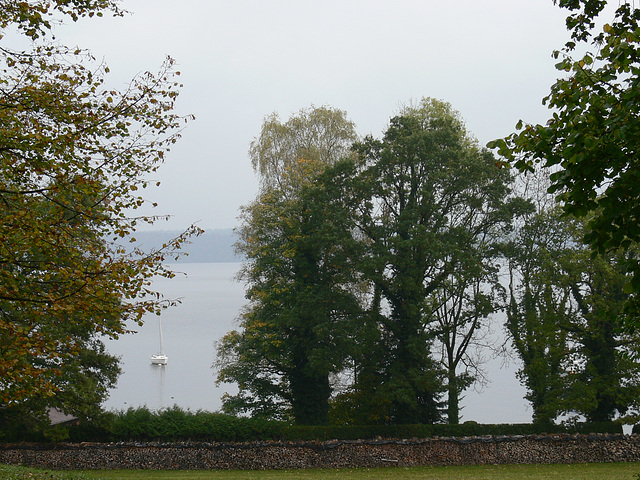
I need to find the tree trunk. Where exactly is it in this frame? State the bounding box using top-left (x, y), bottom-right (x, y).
top-left (447, 370), bottom-right (459, 425)
top-left (289, 363), bottom-right (331, 425)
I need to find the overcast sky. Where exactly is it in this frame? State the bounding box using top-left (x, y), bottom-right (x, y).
top-left (53, 0), bottom-right (577, 231)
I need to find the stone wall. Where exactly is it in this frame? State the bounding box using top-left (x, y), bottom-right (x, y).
top-left (1, 434), bottom-right (639, 470)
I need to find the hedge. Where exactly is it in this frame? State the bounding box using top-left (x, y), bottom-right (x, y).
top-left (0, 406), bottom-right (623, 443)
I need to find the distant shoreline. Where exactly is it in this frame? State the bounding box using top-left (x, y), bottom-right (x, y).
top-left (130, 229), bottom-right (243, 264)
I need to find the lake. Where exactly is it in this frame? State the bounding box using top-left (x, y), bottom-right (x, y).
top-left (102, 262), bottom-right (532, 423)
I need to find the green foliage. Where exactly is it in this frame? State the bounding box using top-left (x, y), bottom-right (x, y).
top-left (282, 421), bottom-right (621, 441)
top-left (560, 242), bottom-right (640, 422)
top-left (489, 1), bottom-right (640, 323)
top-left (505, 174), bottom-right (640, 424)
top-left (505, 204), bottom-right (574, 423)
top-left (342, 98), bottom-right (520, 425)
top-left (0, 405), bottom-right (623, 443)
top-left (221, 98), bottom-right (523, 426)
top-left (218, 163), bottom-right (363, 425)
top-left (103, 406), bottom-right (282, 442)
top-left (0, 407), bottom-right (282, 443)
top-left (217, 107), bottom-right (362, 425)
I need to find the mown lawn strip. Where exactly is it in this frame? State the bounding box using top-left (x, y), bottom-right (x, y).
top-left (71, 462), bottom-right (640, 480)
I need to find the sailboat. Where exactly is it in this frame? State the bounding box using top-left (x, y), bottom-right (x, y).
top-left (150, 317), bottom-right (168, 365)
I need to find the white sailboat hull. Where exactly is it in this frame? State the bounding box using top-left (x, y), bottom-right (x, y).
top-left (150, 354), bottom-right (168, 365)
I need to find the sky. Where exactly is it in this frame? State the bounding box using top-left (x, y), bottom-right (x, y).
top-left (42, 0), bottom-right (582, 232)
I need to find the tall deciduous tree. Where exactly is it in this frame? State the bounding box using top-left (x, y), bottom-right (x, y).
top-left (505, 206), bottom-right (575, 424)
top-left (348, 98), bottom-right (519, 424)
top-left (216, 107), bottom-right (360, 425)
top-left (558, 219), bottom-right (640, 422)
top-left (217, 160), bottom-right (362, 424)
top-left (505, 174), bottom-right (640, 423)
top-left (430, 249), bottom-right (504, 425)
top-left (0, 0), bottom-right (198, 416)
top-left (489, 1), bottom-right (640, 319)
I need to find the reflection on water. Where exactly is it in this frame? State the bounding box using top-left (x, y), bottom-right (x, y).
top-left (102, 262), bottom-right (531, 423)
top-left (154, 363), bottom-right (166, 408)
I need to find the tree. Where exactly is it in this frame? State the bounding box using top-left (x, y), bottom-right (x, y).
top-left (0, 0), bottom-right (123, 39)
top-left (249, 105), bottom-right (357, 192)
top-left (0, 1), bottom-right (198, 417)
top-left (216, 107), bottom-right (360, 425)
top-left (559, 219), bottom-right (640, 422)
top-left (505, 205), bottom-right (575, 424)
top-left (505, 177), bottom-right (640, 423)
top-left (348, 98), bottom-right (519, 424)
top-left (430, 247), bottom-right (504, 425)
top-left (217, 161), bottom-right (362, 424)
top-left (488, 1), bottom-right (640, 318)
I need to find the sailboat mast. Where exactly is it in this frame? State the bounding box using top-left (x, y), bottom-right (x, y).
top-left (158, 317), bottom-right (165, 356)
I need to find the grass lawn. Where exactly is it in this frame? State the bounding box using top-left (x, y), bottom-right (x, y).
top-left (3, 463), bottom-right (640, 479)
top-left (81, 463), bottom-right (640, 479)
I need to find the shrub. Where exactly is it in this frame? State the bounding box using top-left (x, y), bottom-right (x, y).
top-left (3, 405), bottom-right (622, 443)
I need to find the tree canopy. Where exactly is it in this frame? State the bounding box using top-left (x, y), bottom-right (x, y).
top-left (249, 105), bottom-right (357, 192)
top-left (0, 0), bottom-right (123, 39)
top-left (220, 94), bottom-right (640, 426)
top-left (506, 194), bottom-right (640, 423)
top-left (346, 98), bottom-right (520, 424)
top-left (223, 99), bottom-right (520, 425)
top-left (0, 0), bottom-right (198, 414)
top-left (217, 107), bottom-right (361, 425)
top-left (489, 1), bottom-right (640, 317)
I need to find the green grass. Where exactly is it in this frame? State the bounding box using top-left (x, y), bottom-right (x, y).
top-left (4, 463), bottom-right (640, 480)
top-left (0, 463), bottom-right (95, 479)
top-left (84, 463), bottom-right (640, 479)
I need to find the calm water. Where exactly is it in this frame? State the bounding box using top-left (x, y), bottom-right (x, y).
top-left (102, 262), bottom-right (531, 423)
top-left (102, 262), bottom-right (243, 412)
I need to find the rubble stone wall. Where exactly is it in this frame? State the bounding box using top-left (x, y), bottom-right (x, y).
top-left (1, 434), bottom-right (639, 470)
